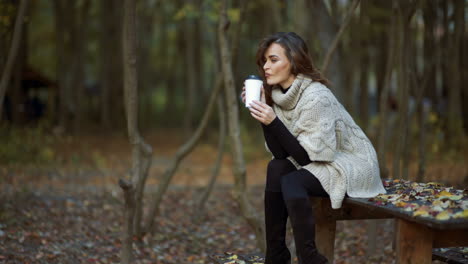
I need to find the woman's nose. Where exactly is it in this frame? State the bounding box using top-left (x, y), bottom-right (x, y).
top-left (263, 61), bottom-right (269, 70)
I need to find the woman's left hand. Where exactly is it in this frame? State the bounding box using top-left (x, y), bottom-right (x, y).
top-left (249, 100), bottom-right (276, 125)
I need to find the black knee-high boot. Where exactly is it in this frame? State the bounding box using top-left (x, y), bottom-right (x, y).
top-left (265, 191), bottom-right (291, 264)
top-left (285, 198), bottom-right (328, 264)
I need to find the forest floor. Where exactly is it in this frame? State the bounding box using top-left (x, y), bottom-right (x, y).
top-left (0, 128), bottom-right (466, 263)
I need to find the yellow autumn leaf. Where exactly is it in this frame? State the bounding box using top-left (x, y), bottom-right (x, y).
top-left (453, 210), bottom-right (468, 219)
top-left (447, 195), bottom-right (463, 201)
top-left (227, 255), bottom-right (238, 260)
top-left (413, 208), bottom-right (430, 217)
top-left (436, 190), bottom-right (453, 198)
top-left (436, 211), bottom-right (450, 220)
top-left (395, 201), bottom-right (407, 207)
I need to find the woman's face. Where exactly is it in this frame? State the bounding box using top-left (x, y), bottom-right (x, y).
top-left (263, 43), bottom-right (295, 89)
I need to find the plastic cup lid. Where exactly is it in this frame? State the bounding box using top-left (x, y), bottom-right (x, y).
top-left (246, 75), bottom-right (262, 80)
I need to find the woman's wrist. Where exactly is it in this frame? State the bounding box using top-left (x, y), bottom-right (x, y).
top-left (264, 116), bottom-right (280, 127)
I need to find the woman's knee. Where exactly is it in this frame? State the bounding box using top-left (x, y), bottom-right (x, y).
top-left (281, 173), bottom-right (308, 201)
top-left (266, 159), bottom-right (295, 192)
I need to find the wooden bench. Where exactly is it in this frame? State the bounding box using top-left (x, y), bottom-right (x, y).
top-left (311, 182), bottom-right (468, 264)
top-left (432, 247), bottom-right (468, 263)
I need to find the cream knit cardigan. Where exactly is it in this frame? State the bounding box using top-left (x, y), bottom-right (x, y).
top-left (269, 74), bottom-right (386, 209)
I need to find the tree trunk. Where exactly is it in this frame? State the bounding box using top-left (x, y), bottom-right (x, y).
top-left (99, 0), bottom-right (123, 129)
top-left (447, 0), bottom-right (465, 148)
top-left (119, 179), bottom-right (135, 264)
top-left (144, 73), bottom-right (223, 235)
top-left (137, 0), bottom-right (159, 128)
top-left (71, 0), bottom-right (91, 132)
top-left (0, 0), bottom-right (29, 122)
top-left (121, 0), bottom-right (153, 261)
top-left (358, 0), bottom-right (368, 130)
top-left (182, 0), bottom-right (197, 137)
top-left (393, 1), bottom-right (416, 180)
top-left (99, 0), bottom-right (111, 129)
top-left (399, 3), bottom-right (416, 180)
top-left (53, 0), bottom-right (73, 130)
top-left (414, 1), bottom-right (437, 182)
top-left (218, 0), bottom-right (266, 252)
top-left (377, 4), bottom-right (397, 179)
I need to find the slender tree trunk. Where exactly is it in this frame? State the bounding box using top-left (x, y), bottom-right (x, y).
top-left (99, 0), bottom-right (123, 128)
top-left (447, 0), bottom-right (465, 148)
top-left (99, 0), bottom-right (111, 128)
top-left (400, 4), bottom-right (416, 180)
top-left (377, 5), bottom-right (397, 179)
top-left (121, 0), bottom-right (153, 261)
top-left (71, 0), bottom-right (91, 132)
top-left (182, 0), bottom-right (197, 137)
top-left (144, 73), bottom-right (223, 235)
top-left (218, 0), bottom-right (266, 252)
top-left (0, 0), bottom-right (29, 121)
top-left (358, 0), bottom-right (368, 130)
top-left (53, 0), bottom-right (72, 130)
top-left (119, 179), bottom-right (135, 264)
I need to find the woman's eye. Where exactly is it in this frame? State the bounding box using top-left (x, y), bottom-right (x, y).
top-left (271, 59), bottom-right (277, 63)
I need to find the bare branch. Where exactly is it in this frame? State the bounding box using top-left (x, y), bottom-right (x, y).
top-left (321, 0), bottom-right (360, 74)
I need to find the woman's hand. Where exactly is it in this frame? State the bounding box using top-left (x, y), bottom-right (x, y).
top-left (249, 100), bottom-right (276, 125)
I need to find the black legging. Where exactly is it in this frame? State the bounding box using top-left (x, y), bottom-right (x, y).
top-left (266, 158), bottom-right (328, 200)
top-left (262, 117), bottom-right (328, 200)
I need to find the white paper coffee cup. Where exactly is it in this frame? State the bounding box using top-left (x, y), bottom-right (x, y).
top-left (245, 75), bottom-right (262, 108)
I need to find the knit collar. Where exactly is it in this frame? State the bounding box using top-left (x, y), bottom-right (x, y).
top-left (271, 73), bottom-right (313, 110)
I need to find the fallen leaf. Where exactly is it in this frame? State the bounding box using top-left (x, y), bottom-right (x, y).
top-left (435, 211), bottom-right (450, 220)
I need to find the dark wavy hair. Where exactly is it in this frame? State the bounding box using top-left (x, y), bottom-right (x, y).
top-left (256, 32), bottom-right (330, 106)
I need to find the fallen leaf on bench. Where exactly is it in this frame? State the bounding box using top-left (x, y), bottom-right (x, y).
top-left (435, 211), bottom-right (450, 220)
top-left (413, 206), bottom-right (430, 217)
top-left (394, 201), bottom-right (407, 207)
top-left (453, 209), bottom-right (468, 219)
top-left (375, 179), bottom-right (468, 221)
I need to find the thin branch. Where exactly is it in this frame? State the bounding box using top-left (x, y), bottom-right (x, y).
top-left (143, 73), bottom-right (223, 234)
top-left (321, 0), bottom-right (360, 74)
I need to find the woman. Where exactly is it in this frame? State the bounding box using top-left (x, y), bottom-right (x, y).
top-left (241, 32), bottom-right (386, 264)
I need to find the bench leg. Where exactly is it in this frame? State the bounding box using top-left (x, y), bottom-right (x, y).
top-left (312, 199), bottom-right (336, 264)
top-left (396, 219), bottom-right (433, 264)
top-left (315, 218), bottom-right (336, 263)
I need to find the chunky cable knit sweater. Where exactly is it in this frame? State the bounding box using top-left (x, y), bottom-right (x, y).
top-left (270, 74), bottom-right (386, 209)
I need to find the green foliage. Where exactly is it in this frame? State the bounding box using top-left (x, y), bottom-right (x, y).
top-left (174, 3), bottom-right (199, 20)
top-left (227, 8), bottom-right (240, 23)
top-left (0, 1), bottom-right (16, 35)
top-left (0, 124), bottom-right (56, 165)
